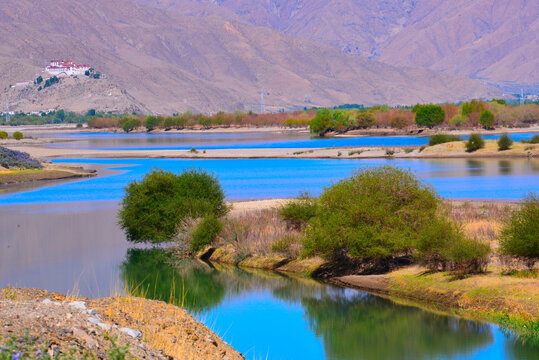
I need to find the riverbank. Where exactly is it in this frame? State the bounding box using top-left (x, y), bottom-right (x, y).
top-left (0, 164), bottom-right (96, 185)
top-left (190, 199), bottom-right (539, 341)
top-left (0, 287), bottom-right (244, 360)
top-left (3, 140), bottom-right (538, 161)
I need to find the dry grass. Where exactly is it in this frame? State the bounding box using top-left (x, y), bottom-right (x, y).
top-left (218, 208), bottom-right (301, 257)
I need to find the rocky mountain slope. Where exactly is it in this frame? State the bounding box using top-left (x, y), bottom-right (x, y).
top-left (146, 0), bottom-right (537, 88)
top-left (0, 0), bottom-right (503, 114)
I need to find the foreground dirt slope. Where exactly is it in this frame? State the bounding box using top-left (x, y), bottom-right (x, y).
top-left (0, 288), bottom-right (244, 360)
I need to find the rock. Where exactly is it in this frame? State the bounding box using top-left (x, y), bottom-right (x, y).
top-left (41, 298), bottom-right (52, 305)
top-left (72, 327), bottom-right (99, 349)
top-left (88, 317), bottom-right (111, 331)
top-left (205, 335), bottom-right (218, 346)
top-left (68, 301), bottom-right (86, 311)
top-left (120, 327), bottom-right (142, 338)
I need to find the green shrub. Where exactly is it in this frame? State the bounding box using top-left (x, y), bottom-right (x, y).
top-left (499, 194), bottom-right (539, 269)
top-left (521, 135), bottom-right (539, 144)
top-left (428, 134), bottom-right (462, 146)
top-left (449, 114), bottom-right (468, 126)
top-left (120, 117), bottom-right (141, 133)
top-left (302, 166), bottom-right (440, 261)
top-left (190, 215), bottom-right (223, 252)
top-left (12, 131), bottom-right (23, 140)
top-left (479, 109), bottom-right (495, 129)
top-left (445, 237), bottom-right (490, 276)
top-left (497, 133), bottom-right (513, 151)
top-left (0, 131), bottom-right (7, 139)
top-left (465, 134), bottom-right (485, 152)
top-left (390, 116), bottom-right (409, 129)
top-left (271, 235), bottom-right (296, 254)
top-left (76, 123), bottom-right (83, 128)
top-left (279, 193), bottom-right (318, 230)
top-left (413, 104), bottom-right (445, 128)
top-left (355, 111), bottom-right (376, 128)
top-left (118, 168), bottom-right (228, 243)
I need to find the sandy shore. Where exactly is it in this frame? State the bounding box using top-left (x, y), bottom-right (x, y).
top-left (3, 140), bottom-right (537, 160)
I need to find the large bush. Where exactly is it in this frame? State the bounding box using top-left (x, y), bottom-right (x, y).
top-left (309, 108), bottom-right (332, 135)
top-left (0, 147), bottom-right (42, 169)
top-left (302, 166), bottom-right (440, 260)
top-left (465, 134), bottom-right (485, 152)
top-left (499, 194), bottom-right (539, 269)
top-left (413, 105), bottom-right (445, 128)
top-left (0, 131), bottom-right (7, 139)
top-left (428, 134), bottom-right (462, 146)
top-left (521, 135), bottom-right (539, 144)
top-left (12, 131), bottom-right (23, 140)
top-left (118, 168), bottom-right (228, 243)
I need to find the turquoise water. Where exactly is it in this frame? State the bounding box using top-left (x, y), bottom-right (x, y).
top-left (46, 131), bottom-right (539, 150)
top-left (122, 249), bottom-right (539, 360)
top-left (1, 158), bottom-right (537, 205)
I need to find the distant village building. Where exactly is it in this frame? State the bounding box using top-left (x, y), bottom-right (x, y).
top-left (46, 59), bottom-right (91, 77)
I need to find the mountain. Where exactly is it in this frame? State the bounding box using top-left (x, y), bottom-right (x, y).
top-left (145, 0), bottom-right (537, 88)
top-left (0, 0), bottom-right (502, 114)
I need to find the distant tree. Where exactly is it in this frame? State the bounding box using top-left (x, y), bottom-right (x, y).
top-left (355, 111), bottom-right (376, 128)
top-left (93, 73), bottom-right (101, 79)
top-left (36, 76), bottom-right (43, 84)
top-left (490, 99), bottom-right (507, 105)
top-left (461, 99), bottom-right (485, 116)
top-left (479, 110), bottom-right (494, 129)
top-left (413, 105), bottom-right (445, 128)
top-left (86, 109), bottom-right (96, 116)
top-left (144, 115), bottom-right (162, 131)
top-left (84, 70), bottom-right (90, 76)
top-left (55, 109), bottom-right (65, 122)
top-left (309, 108), bottom-right (332, 135)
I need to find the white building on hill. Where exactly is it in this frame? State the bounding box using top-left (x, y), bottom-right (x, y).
top-left (46, 59), bottom-right (91, 77)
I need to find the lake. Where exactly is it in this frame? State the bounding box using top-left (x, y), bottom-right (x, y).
top-left (0, 202), bottom-right (537, 359)
top-left (41, 130), bottom-right (539, 150)
top-left (0, 158), bottom-right (538, 205)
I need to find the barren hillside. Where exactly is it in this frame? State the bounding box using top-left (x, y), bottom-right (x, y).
top-left (0, 0), bottom-right (503, 114)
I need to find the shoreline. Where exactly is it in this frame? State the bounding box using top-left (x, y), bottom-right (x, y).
top-left (0, 164), bottom-right (97, 185)
top-left (3, 140), bottom-right (538, 161)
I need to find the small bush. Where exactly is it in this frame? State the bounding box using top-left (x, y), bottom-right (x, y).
top-left (279, 194), bottom-right (317, 230)
top-left (76, 123), bottom-right (83, 128)
top-left (428, 134), bottom-right (462, 146)
top-left (404, 148), bottom-right (414, 154)
top-left (190, 215), bottom-right (223, 252)
top-left (465, 134), bottom-right (485, 152)
top-left (0, 131), bottom-right (7, 139)
top-left (271, 235), bottom-right (296, 254)
top-left (12, 131), bottom-right (23, 140)
top-left (497, 133), bottom-right (513, 151)
top-left (499, 194), bottom-right (539, 269)
top-left (390, 116), bottom-right (409, 129)
top-left (118, 168), bottom-right (228, 243)
top-left (189, 148), bottom-right (198, 154)
top-left (446, 237), bottom-right (490, 276)
top-left (521, 135), bottom-right (539, 144)
top-left (385, 149), bottom-right (395, 156)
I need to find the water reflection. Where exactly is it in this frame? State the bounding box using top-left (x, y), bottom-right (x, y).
top-left (121, 248), bottom-right (539, 360)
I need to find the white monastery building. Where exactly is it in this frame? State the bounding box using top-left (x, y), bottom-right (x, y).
top-left (46, 59), bottom-right (91, 76)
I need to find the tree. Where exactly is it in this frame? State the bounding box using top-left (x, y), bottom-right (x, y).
top-left (86, 109), bottom-right (96, 116)
top-left (118, 168), bottom-right (228, 243)
top-left (497, 134), bottom-right (513, 151)
top-left (309, 108), bottom-right (332, 135)
top-left (36, 76), bottom-right (43, 84)
top-left (55, 109), bottom-right (65, 122)
top-left (499, 194), bottom-right (539, 269)
top-left (479, 110), bottom-right (494, 129)
top-left (465, 134), bottom-right (485, 152)
top-left (413, 105), bottom-right (445, 128)
top-left (355, 111), bottom-right (376, 128)
top-left (144, 115), bottom-right (162, 131)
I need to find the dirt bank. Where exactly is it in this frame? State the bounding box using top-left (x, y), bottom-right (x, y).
top-left (0, 287), bottom-right (244, 360)
top-left (0, 165), bottom-right (96, 185)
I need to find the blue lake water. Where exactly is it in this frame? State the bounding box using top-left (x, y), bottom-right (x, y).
top-left (0, 158), bottom-right (537, 205)
top-left (44, 131), bottom-right (539, 150)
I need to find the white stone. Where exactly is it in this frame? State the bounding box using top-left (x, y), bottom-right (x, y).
top-left (68, 301), bottom-right (87, 310)
top-left (120, 327), bottom-right (142, 338)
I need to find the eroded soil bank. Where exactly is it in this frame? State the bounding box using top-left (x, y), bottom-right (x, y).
top-left (0, 288), bottom-right (244, 360)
